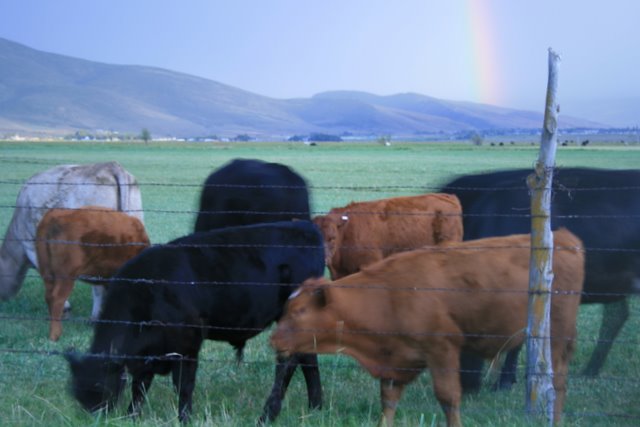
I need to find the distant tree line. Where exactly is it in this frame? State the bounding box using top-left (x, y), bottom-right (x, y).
top-left (64, 130), bottom-right (142, 141)
top-left (288, 133), bottom-right (343, 142)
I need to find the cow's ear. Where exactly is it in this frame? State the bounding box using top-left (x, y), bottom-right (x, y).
top-left (311, 287), bottom-right (328, 308)
top-left (302, 277), bottom-right (330, 308)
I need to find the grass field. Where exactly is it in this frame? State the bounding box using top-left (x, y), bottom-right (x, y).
top-left (0, 140), bottom-right (639, 426)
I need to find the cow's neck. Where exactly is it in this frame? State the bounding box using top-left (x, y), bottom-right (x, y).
top-left (91, 321), bottom-right (128, 357)
top-left (328, 320), bottom-right (412, 382)
top-left (324, 289), bottom-right (423, 383)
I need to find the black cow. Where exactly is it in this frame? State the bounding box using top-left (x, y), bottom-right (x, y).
top-left (192, 157), bottom-right (321, 418)
top-left (440, 168), bottom-right (640, 392)
top-left (194, 158), bottom-right (311, 232)
top-left (65, 221), bottom-right (325, 423)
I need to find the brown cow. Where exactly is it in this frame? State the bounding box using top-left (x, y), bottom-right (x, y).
top-left (313, 194), bottom-right (463, 279)
top-left (271, 229), bottom-right (584, 427)
top-left (36, 206), bottom-right (150, 341)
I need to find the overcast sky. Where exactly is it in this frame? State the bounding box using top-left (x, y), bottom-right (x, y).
top-left (1, 1), bottom-right (639, 125)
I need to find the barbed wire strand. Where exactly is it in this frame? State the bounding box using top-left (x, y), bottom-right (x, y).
top-left (3, 204), bottom-right (640, 222)
top-left (3, 271), bottom-right (631, 299)
top-left (0, 313), bottom-right (596, 343)
top-left (3, 236), bottom-right (640, 257)
top-left (1, 177), bottom-right (640, 192)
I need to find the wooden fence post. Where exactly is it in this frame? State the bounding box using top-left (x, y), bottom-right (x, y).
top-left (526, 48), bottom-right (561, 424)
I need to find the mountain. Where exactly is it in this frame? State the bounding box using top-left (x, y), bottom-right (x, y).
top-left (0, 38), bottom-right (305, 137)
top-left (0, 38), bottom-right (603, 138)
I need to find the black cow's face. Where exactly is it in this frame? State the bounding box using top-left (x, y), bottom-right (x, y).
top-left (66, 352), bottom-right (126, 413)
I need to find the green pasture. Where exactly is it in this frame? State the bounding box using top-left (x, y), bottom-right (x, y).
top-left (0, 140), bottom-right (638, 426)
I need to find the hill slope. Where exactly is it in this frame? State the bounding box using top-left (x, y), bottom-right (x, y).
top-left (0, 38), bottom-right (602, 137)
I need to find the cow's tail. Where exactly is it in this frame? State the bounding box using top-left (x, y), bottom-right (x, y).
top-left (432, 194), bottom-right (464, 244)
top-left (111, 162), bottom-right (144, 223)
top-left (0, 211), bottom-right (30, 300)
top-left (432, 210), bottom-right (445, 244)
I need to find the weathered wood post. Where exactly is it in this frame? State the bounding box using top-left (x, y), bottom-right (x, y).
top-left (526, 48), bottom-right (561, 424)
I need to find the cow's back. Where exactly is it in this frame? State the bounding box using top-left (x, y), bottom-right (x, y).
top-left (195, 159), bottom-right (311, 231)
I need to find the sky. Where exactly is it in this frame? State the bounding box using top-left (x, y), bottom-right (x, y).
top-left (1, 0), bottom-right (639, 125)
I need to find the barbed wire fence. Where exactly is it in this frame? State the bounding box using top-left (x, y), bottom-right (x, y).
top-left (0, 169), bottom-right (639, 423)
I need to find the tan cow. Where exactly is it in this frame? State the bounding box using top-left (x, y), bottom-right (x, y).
top-left (271, 229), bottom-right (584, 427)
top-left (36, 206), bottom-right (150, 341)
top-left (313, 194), bottom-right (463, 279)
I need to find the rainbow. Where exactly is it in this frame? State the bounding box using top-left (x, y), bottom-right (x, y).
top-left (465, 0), bottom-right (503, 106)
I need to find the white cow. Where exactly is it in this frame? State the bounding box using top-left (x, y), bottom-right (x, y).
top-left (0, 161), bottom-right (144, 318)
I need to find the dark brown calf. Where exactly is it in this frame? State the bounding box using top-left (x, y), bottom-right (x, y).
top-left (313, 193), bottom-right (463, 279)
top-left (272, 229), bottom-right (584, 426)
top-left (36, 206), bottom-right (149, 341)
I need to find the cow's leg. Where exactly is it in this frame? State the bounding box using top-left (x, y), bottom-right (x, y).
top-left (459, 352), bottom-right (484, 393)
top-left (259, 354), bottom-right (298, 424)
top-left (171, 359), bottom-right (198, 423)
top-left (427, 345), bottom-right (462, 427)
top-left (127, 371), bottom-right (154, 417)
top-left (298, 353), bottom-right (323, 410)
top-left (551, 327), bottom-right (576, 423)
top-left (45, 279), bottom-right (74, 341)
top-left (90, 285), bottom-right (106, 321)
top-left (493, 347), bottom-right (520, 390)
top-left (582, 298), bottom-right (629, 377)
top-left (379, 378), bottom-right (405, 427)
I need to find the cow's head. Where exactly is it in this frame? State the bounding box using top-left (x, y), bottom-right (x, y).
top-left (271, 277), bottom-right (336, 356)
top-left (65, 350), bottom-right (126, 414)
top-left (312, 213), bottom-right (348, 273)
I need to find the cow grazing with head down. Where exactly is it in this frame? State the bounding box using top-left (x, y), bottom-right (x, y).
top-left (194, 158), bottom-right (311, 232)
top-left (313, 194), bottom-right (463, 279)
top-left (36, 206), bottom-right (150, 341)
top-left (272, 229), bottom-right (584, 427)
top-left (440, 168), bottom-right (640, 392)
top-left (0, 162), bottom-right (144, 319)
top-left (66, 220), bottom-right (325, 424)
